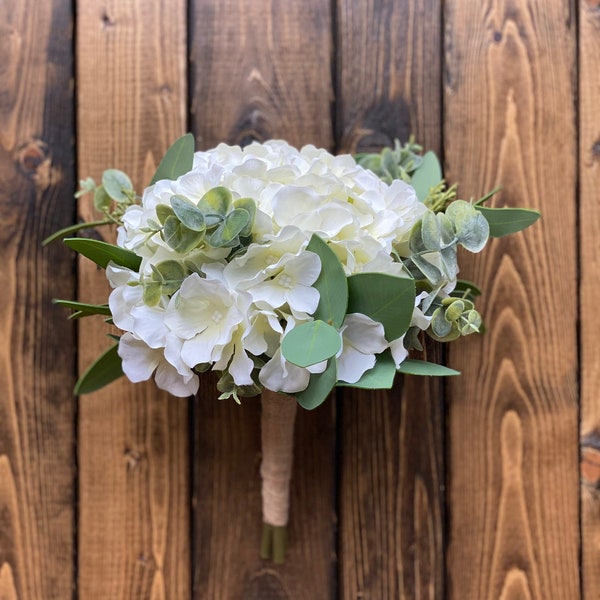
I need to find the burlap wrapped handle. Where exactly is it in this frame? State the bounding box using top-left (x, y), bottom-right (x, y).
top-left (260, 390), bottom-right (298, 563)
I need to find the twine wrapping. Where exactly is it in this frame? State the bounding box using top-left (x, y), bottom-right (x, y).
top-left (260, 390), bottom-right (298, 562)
top-left (260, 390), bottom-right (298, 528)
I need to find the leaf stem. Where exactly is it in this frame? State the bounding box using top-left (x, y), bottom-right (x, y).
top-left (260, 523), bottom-right (288, 564)
top-left (42, 219), bottom-right (113, 246)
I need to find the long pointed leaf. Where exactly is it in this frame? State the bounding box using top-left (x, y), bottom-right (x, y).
top-left (397, 358), bottom-right (460, 376)
top-left (306, 234), bottom-right (348, 327)
top-left (64, 238), bottom-right (142, 271)
top-left (52, 299), bottom-right (112, 319)
top-left (150, 133), bottom-right (195, 185)
top-left (74, 344), bottom-right (124, 395)
top-left (474, 205), bottom-right (540, 237)
top-left (347, 273), bottom-right (415, 341)
top-left (410, 151), bottom-right (442, 201)
top-left (337, 351), bottom-right (396, 389)
top-left (295, 359), bottom-right (337, 410)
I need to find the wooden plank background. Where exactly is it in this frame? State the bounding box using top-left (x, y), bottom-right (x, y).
top-left (0, 0), bottom-right (593, 598)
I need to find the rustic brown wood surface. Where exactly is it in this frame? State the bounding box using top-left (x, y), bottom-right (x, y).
top-left (189, 1), bottom-right (336, 598)
top-left (580, 1), bottom-right (600, 597)
top-left (0, 0), bottom-right (592, 598)
top-left (0, 1), bottom-right (76, 599)
top-left (76, 1), bottom-right (190, 598)
top-left (337, 1), bottom-right (444, 598)
top-left (445, 1), bottom-right (580, 598)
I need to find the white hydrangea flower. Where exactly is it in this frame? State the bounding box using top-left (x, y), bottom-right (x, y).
top-left (118, 332), bottom-right (199, 397)
top-left (107, 139), bottom-right (432, 399)
top-left (165, 273), bottom-right (250, 371)
top-left (336, 314), bottom-right (388, 383)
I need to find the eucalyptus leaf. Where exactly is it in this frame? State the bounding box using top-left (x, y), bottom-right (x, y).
top-left (437, 212), bottom-right (455, 246)
top-left (446, 200), bottom-right (489, 252)
top-left (52, 299), bottom-right (112, 319)
top-left (347, 273), bottom-right (415, 341)
top-left (156, 204), bottom-right (175, 225)
top-left (163, 215), bottom-right (204, 254)
top-left (410, 151), bottom-right (442, 202)
top-left (306, 234), bottom-right (348, 327)
top-left (208, 208), bottom-right (249, 247)
top-left (74, 344), bottom-right (124, 395)
top-left (233, 197), bottom-right (257, 237)
top-left (143, 281), bottom-right (163, 306)
top-left (102, 169), bottom-right (133, 202)
top-left (474, 205), bottom-right (540, 237)
top-left (281, 320), bottom-right (341, 368)
top-left (431, 308), bottom-right (453, 337)
top-left (170, 195), bottom-right (206, 232)
top-left (64, 238), bottom-right (142, 271)
top-left (152, 260), bottom-right (185, 294)
top-left (150, 133), bottom-right (195, 185)
top-left (337, 351), bottom-right (396, 389)
top-left (410, 254), bottom-right (443, 286)
top-left (397, 358), bottom-right (460, 377)
top-left (198, 186), bottom-right (232, 217)
top-left (295, 359), bottom-right (337, 410)
top-left (421, 211), bottom-right (441, 251)
top-left (94, 185), bottom-right (111, 212)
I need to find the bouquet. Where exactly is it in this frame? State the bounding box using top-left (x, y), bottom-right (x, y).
top-left (46, 135), bottom-right (539, 561)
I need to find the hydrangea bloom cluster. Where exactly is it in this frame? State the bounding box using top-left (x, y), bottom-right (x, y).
top-left (110, 141), bottom-right (431, 399)
top-left (49, 135), bottom-right (538, 406)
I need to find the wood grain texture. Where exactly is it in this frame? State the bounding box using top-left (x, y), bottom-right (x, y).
top-left (579, 1), bottom-right (600, 597)
top-left (190, 0), bottom-right (333, 149)
top-left (193, 387), bottom-right (336, 599)
top-left (76, 1), bottom-right (190, 597)
top-left (336, 0), bottom-right (442, 154)
top-left (0, 1), bottom-right (75, 599)
top-left (336, 1), bottom-right (444, 598)
top-left (189, 2), bottom-right (336, 597)
top-left (444, 1), bottom-right (579, 598)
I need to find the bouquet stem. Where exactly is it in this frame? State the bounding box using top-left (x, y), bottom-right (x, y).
top-left (260, 390), bottom-right (297, 563)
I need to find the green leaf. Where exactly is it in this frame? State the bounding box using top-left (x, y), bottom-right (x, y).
top-left (170, 195), bottom-right (206, 232)
top-left (337, 351), bottom-right (396, 389)
top-left (347, 273), bottom-right (415, 341)
top-left (94, 185), bottom-right (112, 212)
top-left (306, 234), bottom-right (348, 327)
top-left (64, 238), bottom-right (142, 271)
top-left (143, 281), bottom-right (163, 306)
top-left (42, 219), bottom-right (113, 246)
top-left (410, 151), bottom-right (442, 202)
top-left (74, 344), bottom-right (124, 395)
top-left (151, 260), bottom-right (185, 294)
top-left (150, 133), bottom-right (195, 185)
top-left (453, 279), bottom-right (482, 299)
top-left (52, 299), bottom-right (111, 319)
top-left (208, 208), bottom-right (249, 247)
top-left (295, 359), bottom-right (337, 410)
top-left (198, 186), bottom-right (232, 218)
top-left (233, 197), bottom-right (257, 237)
top-left (397, 358), bottom-right (460, 377)
top-left (445, 200), bottom-right (489, 252)
top-left (102, 169), bottom-right (133, 202)
top-left (281, 320), bottom-right (341, 368)
top-left (156, 204), bottom-right (175, 225)
top-left (474, 205), bottom-right (540, 237)
top-left (163, 215), bottom-right (204, 254)
top-left (421, 210), bottom-right (441, 251)
top-left (410, 253), bottom-right (443, 285)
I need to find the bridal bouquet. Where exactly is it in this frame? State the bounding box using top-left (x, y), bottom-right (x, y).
top-left (46, 134), bottom-right (539, 561)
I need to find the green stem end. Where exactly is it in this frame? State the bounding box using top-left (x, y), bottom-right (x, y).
top-left (260, 523), bottom-right (288, 564)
